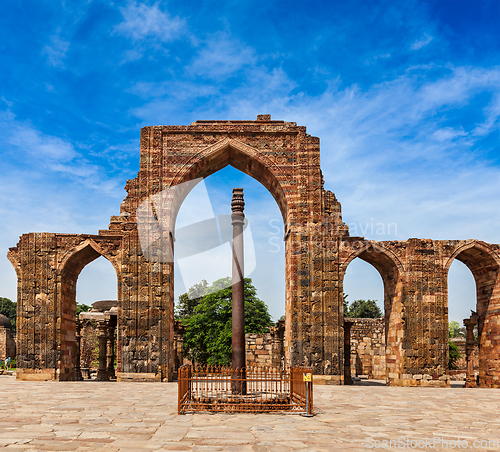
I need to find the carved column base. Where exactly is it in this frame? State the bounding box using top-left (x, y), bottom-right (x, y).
top-left (96, 370), bottom-right (109, 381)
top-left (465, 376), bottom-right (477, 388)
top-left (74, 370), bottom-right (84, 381)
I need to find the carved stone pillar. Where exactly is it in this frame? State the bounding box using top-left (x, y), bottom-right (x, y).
top-left (75, 319), bottom-right (83, 381)
top-left (464, 314), bottom-right (478, 388)
top-left (106, 322), bottom-right (116, 380)
top-left (96, 320), bottom-right (109, 381)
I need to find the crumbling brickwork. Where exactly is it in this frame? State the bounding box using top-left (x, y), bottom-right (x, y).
top-left (245, 320), bottom-right (285, 367)
top-left (348, 318), bottom-right (386, 380)
top-left (7, 116), bottom-right (500, 387)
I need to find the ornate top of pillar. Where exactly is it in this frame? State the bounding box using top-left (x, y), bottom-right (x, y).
top-left (231, 188), bottom-right (245, 216)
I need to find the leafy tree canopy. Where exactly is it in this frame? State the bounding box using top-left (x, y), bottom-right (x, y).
top-left (0, 297), bottom-right (16, 331)
top-left (175, 279), bottom-right (209, 320)
top-left (181, 277), bottom-right (273, 365)
top-left (344, 297), bottom-right (382, 318)
top-left (76, 303), bottom-right (92, 318)
top-left (449, 321), bottom-right (465, 338)
top-left (449, 341), bottom-right (462, 370)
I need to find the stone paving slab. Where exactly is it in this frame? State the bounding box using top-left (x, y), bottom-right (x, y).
top-left (1, 375), bottom-right (499, 451)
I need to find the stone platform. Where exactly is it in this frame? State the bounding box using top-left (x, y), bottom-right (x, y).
top-left (0, 375), bottom-right (499, 451)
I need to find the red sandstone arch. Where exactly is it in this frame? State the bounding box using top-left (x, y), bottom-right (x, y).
top-left (142, 137), bottom-right (293, 369)
top-left (340, 242), bottom-right (404, 278)
top-left (6, 250), bottom-right (21, 280)
top-left (58, 239), bottom-right (119, 381)
top-left (340, 241), bottom-right (404, 385)
top-left (170, 138), bottom-right (291, 223)
top-left (445, 240), bottom-right (500, 274)
top-left (445, 240), bottom-right (500, 387)
top-left (59, 238), bottom-right (120, 274)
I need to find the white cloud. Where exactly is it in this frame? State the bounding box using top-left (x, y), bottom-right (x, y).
top-left (115, 2), bottom-right (186, 43)
top-left (0, 109), bottom-right (121, 193)
top-left (164, 64), bottom-right (500, 246)
top-left (431, 127), bottom-right (467, 142)
top-left (411, 33), bottom-right (433, 50)
top-left (42, 33), bottom-right (70, 68)
top-left (188, 33), bottom-right (257, 79)
top-left (2, 111), bottom-right (76, 161)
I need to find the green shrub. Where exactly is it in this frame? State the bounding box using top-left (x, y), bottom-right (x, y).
top-left (449, 341), bottom-right (462, 370)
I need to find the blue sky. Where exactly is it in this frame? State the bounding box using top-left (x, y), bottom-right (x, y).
top-left (1, 0), bottom-right (500, 323)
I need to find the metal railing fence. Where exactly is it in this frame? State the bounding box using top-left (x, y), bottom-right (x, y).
top-left (178, 364), bottom-right (313, 414)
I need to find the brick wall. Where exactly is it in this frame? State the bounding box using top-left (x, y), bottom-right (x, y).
top-left (245, 320), bottom-right (285, 367)
top-left (348, 318), bottom-right (386, 379)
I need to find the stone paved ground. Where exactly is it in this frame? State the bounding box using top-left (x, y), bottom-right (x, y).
top-left (0, 375), bottom-right (499, 451)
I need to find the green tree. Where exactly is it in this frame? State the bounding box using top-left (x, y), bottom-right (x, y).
top-left (0, 297), bottom-right (16, 331)
top-left (182, 277), bottom-right (273, 365)
top-left (344, 298), bottom-right (382, 318)
top-left (449, 321), bottom-right (467, 338)
top-left (449, 341), bottom-right (462, 370)
top-left (76, 303), bottom-right (92, 318)
top-left (175, 279), bottom-right (209, 320)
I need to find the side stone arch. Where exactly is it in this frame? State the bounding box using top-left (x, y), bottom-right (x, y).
top-left (8, 232), bottom-right (122, 381)
top-left (57, 238), bottom-right (121, 275)
top-left (339, 240), bottom-right (404, 385)
top-left (443, 240), bottom-right (500, 387)
top-left (444, 240), bottom-right (500, 274)
top-left (57, 238), bottom-right (121, 380)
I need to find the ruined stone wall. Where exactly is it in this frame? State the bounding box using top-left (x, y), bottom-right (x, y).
top-left (450, 338), bottom-right (479, 371)
top-left (340, 238), bottom-right (500, 387)
top-left (245, 320), bottom-right (285, 367)
top-left (8, 233), bottom-right (121, 381)
top-left (349, 318), bottom-right (386, 379)
top-left (7, 116), bottom-right (500, 387)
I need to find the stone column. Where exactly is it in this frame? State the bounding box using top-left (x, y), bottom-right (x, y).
top-left (106, 321), bottom-right (116, 380)
top-left (96, 320), bottom-right (109, 381)
top-left (231, 188), bottom-right (246, 395)
top-left (75, 320), bottom-right (83, 381)
top-left (464, 314), bottom-right (478, 388)
top-left (343, 320), bottom-right (353, 385)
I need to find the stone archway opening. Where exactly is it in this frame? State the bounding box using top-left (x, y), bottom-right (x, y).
top-left (447, 260), bottom-right (477, 387)
top-left (171, 164), bottom-right (286, 372)
top-left (446, 243), bottom-right (500, 387)
top-left (343, 258), bottom-right (386, 384)
top-left (341, 243), bottom-right (403, 386)
top-left (59, 242), bottom-right (119, 381)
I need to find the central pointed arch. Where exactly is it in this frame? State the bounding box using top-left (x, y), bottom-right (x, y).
top-left (170, 138), bottom-right (291, 224)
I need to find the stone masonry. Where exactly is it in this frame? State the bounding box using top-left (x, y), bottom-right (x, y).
top-left (348, 318), bottom-right (386, 380)
top-left (7, 116), bottom-right (500, 387)
top-left (245, 320), bottom-right (285, 368)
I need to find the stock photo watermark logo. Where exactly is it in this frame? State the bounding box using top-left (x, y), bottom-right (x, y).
top-left (267, 218), bottom-right (399, 254)
top-left (136, 178), bottom-right (256, 297)
top-left (365, 436), bottom-right (499, 450)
